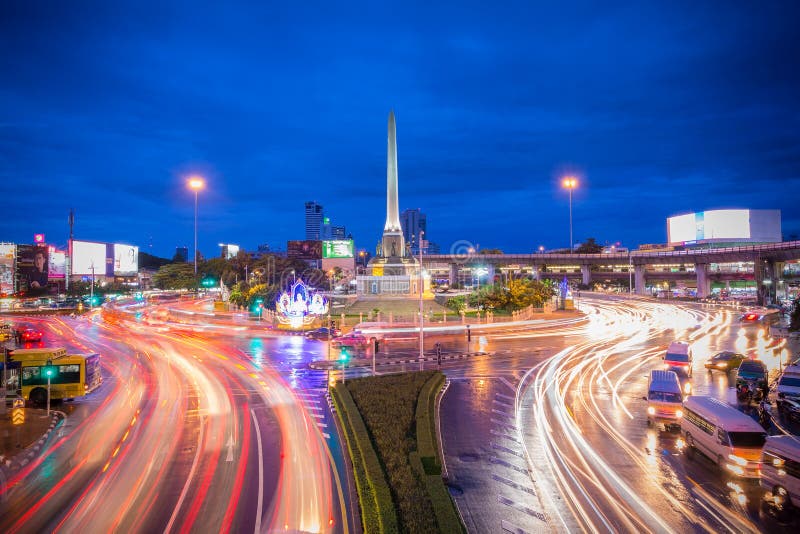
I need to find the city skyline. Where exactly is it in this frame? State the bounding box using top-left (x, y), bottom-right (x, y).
top-left (2, 3), bottom-right (798, 257)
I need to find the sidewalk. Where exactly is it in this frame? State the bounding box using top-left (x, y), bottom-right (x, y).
top-left (0, 408), bottom-right (63, 470)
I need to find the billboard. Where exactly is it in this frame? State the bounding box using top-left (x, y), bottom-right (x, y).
top-left (17, 244), bottom-right (49, 293)
top-left (0, 244), bottom-right (14, 295)
top-left (71, 240), bottom-right (108, 276)
top-left (114, 244), bottom-right (139, 275)
top-left (668, 209), bottom-right (781, 244)
top-left (287, 240), bottom-right (322, 260)
top-left (48, 250), bottom-right (66, 279)
top-left (322, 240), bottom-right (354, 259)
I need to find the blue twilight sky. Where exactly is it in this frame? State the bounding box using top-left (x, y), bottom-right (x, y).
top-left (1, 1), bottom-right (799, 257)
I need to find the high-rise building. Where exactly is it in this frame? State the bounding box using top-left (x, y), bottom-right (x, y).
top-left (321, 215), bottom-right (347, 240)
top-left (305, 201), bottom-right (324, 240)
top-left (175, 246), bottom-right (188, 262)
top-left (400, 208), bottom-right (427, 254)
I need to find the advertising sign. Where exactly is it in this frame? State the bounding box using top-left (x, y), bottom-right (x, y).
top-left (322, 240), bottom-right (354, 259)
top-left (48, 250), bottom-right (66, 279)
top-left (17, 244), bottom-right (49, 294)
top-left (0, 244), bottom-right (14, 295)
top-left (287, 240), bottom-right (322, 260)
top-left (71, 240), bottom-right (108, 276)
top-left (113, 244), bottom-right (139, 275)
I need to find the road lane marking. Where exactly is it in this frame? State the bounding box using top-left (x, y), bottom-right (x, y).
top-left (500, 519), bottom-right (531, 534)
top-left (497, 495), bottom-right (547, 522)
top-left (250, 408), bottom-right (264, 534)
top-left (491, 442), bottom-right (525, 459)
top-left (165, 414), bottom-right (205, 534)
top-left (492, 474), bottom-right (536, 496)
top-left (490, 456), bottom-right (530, 475)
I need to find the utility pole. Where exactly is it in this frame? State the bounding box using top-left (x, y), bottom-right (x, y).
top-left (419, 231), bottom-right (425, 369)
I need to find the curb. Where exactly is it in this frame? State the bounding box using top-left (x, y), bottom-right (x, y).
top-left (309, 352), bottom-right (492, 370)
top-left (0, 410), bottom-right (66, 474)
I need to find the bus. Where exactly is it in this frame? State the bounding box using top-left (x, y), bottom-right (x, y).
top-left (9, 347), bottom-right (102, 405)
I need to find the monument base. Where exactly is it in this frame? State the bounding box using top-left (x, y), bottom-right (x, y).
top-left (357, 256), bottom-right (431, 297)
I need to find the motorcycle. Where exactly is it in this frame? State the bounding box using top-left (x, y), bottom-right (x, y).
top-left (736, 379), bottom-right (764, 403)
top-left (757, 400), bottom-right (772, 430)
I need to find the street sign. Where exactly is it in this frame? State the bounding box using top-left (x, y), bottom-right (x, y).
top-left (12, 407), bottom-right (24, 425)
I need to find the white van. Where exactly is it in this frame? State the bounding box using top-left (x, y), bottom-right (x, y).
top-left (645, 370), bottom-right (683, 429)
top-left (681, 396), bottom-right (766, 478)
top-left (761, 435), bottom-right (800, 517)
top-left (664, 341), bottom-right (693, 378)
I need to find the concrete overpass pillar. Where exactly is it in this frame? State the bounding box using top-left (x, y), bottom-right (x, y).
top-left (449, 263), bottom-right (458, 287)
top-left (531, 265), bottom-right (540, 281)
top-left (695, 263), bottom-right (711, 299)
top-left (755, 259), bottom-right (779, 305)
top-left (486, 264), bottom-right (496, 285)
top-left (634, 264), bottom-right (646, 295)
top-left (580, 264), bottom-right (591, 286)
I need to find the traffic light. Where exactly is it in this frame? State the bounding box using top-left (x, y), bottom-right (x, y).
top-left (201, 277), bottom-right (216, 288)
top-left (42, 361), bottom-right (57, 379)
top-left (339, 347), bottom-right (349, 362)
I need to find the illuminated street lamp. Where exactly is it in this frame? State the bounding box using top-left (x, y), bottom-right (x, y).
top-left (562, 177), bottom-right (578, 254)
top-left (188, 177), bottom-right (205, 276)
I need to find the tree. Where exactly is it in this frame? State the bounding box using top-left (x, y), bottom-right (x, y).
top-left (575, 238), bottom-right (603, 254)
top-left (152, 263), bottom-right (197, 290)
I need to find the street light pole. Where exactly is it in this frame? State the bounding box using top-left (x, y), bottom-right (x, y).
top-left (188, 177), bottom-right (205, 277)
top-left (419, 230), bottom-right (425, 368)
top-left (562, 177), bottom-right (578, 253)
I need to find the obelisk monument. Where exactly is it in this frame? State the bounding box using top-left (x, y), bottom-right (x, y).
top-left (381, 110), bottom-right (405, 259)
top-left (357, 111), bottom-right (425, 296)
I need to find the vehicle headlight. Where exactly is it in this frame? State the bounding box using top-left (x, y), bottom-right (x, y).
top-left (728, 454), bottom-right (747, 466)
top-left (717, 362), bottom-right (727, 368)
top-left (675, 409), bottom-right (683, 418)
top-left (684, 382), bottom-right (692, 394)
top-left (647, 406), bottom-right (656, 415)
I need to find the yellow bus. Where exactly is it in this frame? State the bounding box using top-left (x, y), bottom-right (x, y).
top-left (9, 348), bottom-right (102, 406)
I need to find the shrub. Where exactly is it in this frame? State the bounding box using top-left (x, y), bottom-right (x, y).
top-left (347, 372), bottom-right (439, 533)
top-left (331, 383), bottom-right (398, 533)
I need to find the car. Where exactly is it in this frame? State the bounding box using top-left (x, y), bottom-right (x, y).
top-left (19, 328), bottom-right (44, 342)
top-left (740, 308), bottom-right (780, 325)
top-left (771, 364), bottom-right (800, 407)
top-left (777, 397), bottom-right (800, 424)
top-left (331, 331), bottom-right (368, 348)
top-left (305, 327), bottom-right (341, 340)
top-left (705, 351), bottom-right (746, 373)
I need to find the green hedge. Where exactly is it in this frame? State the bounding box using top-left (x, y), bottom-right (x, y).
top-left (409, 451), bottom-right (464, 534)
top-left (331, 383), bottom-right (399, 533)
top-left (415, 373), bottom-right (445, 475)
top-left (347, 372), bottom-right (439, 532)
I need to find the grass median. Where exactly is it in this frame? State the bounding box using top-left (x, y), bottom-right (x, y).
top-left (333, 371), bottom-right (463, 533)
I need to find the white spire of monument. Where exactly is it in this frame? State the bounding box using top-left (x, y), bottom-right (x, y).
top-left (384, 110), bottom-right (402, 232)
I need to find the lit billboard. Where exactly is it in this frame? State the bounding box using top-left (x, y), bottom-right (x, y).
top-left (48, 250), bottom-right (66, 279)
top-left (322, 240), bottom-right (354, 259)
top-left (114, 244), bottom-right (139, 275)
top-left (0, 244), bottom-right (14, 295)
top-left (287, 240), bottom-right (322, 260)
top-left (71, 240), bottom-right (109, 276)
top-left (668, 209), bottom-right (781, 244)
top-left (16, 244), bottom-right (49, 293)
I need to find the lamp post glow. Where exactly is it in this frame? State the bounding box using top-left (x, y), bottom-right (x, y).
top-left (188, 177), bottom-right (205, 276)
top-left (562, 177), bottom-right (578, 254)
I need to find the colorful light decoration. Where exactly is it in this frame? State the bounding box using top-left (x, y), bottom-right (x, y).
top-left (276, 279), bottom-right (328, 329)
